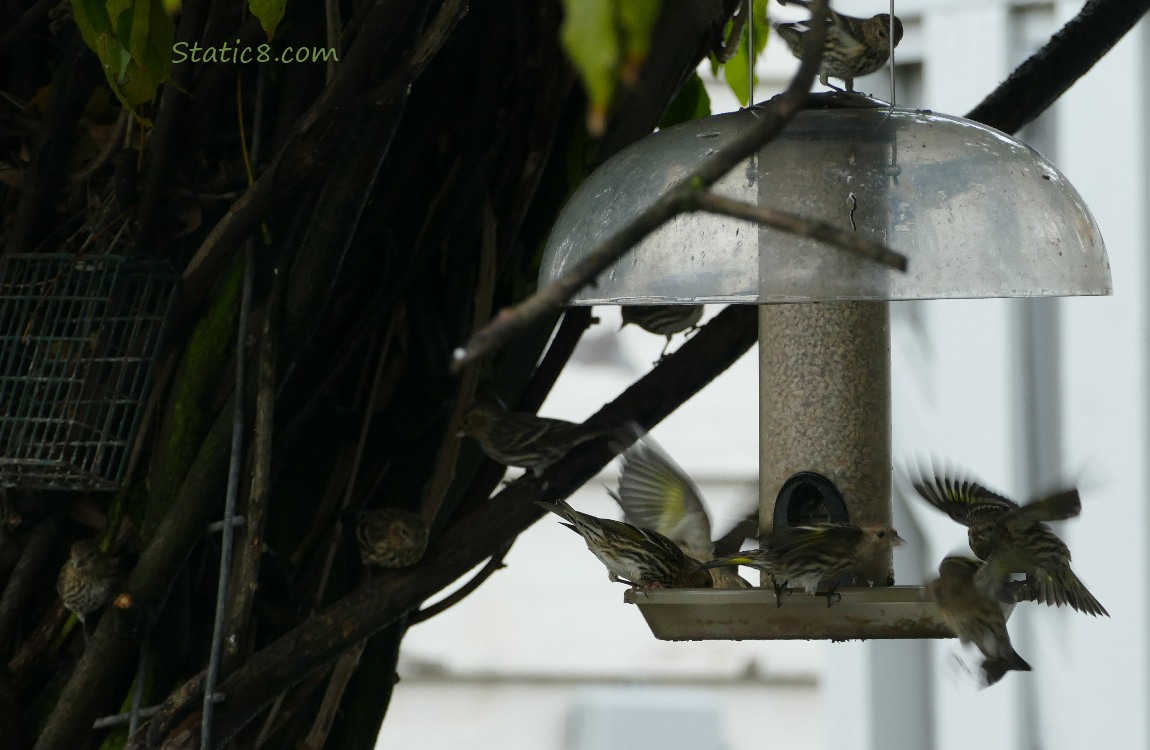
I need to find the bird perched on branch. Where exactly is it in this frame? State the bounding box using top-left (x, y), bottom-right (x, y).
top-left (773, 1), bottom-right (904, 92)
top-left (908, 468), bottom-right (1107, 617)
top-left (536, 498), bottom-right (712, 590)
top-left (459, 400), bottom-right (612, 477)
top-left (610, 433), bottom-right (751, 588)
top-left (928, 556), bottom-right (1031, 686)
top-left (620, 305), bottom-right (703, 357)
top-left (58, 539), bottom-right (119, 631)
top-left (356, 508), bottom-right (429, 569)
top-left (698, 522), bottom-right (904, 606)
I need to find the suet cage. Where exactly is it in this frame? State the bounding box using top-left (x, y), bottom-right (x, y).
top-left (539, 94), bottom-right (1110, 640)
top-left (0, 254), bottom-right (177, 491)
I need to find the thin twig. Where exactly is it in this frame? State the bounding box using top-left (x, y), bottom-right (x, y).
top-left (713, 0), bottom-right (749, 63)
top-left (450, 0), bottom-right (830, 373)
top-left (409, 539), bottom-right (514, 626)
top-left (419, 197), bottom-right (498, 526)
top-left (693, 192), bottom-right (907, 270)
top-left (298, 640), bottom-right (366, 750)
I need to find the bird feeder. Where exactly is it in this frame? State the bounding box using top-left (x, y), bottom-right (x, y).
top-left (538, 94), bottom-right (1110, 640)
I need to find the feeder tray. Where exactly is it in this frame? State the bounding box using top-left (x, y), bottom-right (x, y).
top-left (0, 254), bottom-right (177, 490)
top-left (624, 587), bottom-right (951, 641)
top-left (541, 95), bottom-right (1111, 641)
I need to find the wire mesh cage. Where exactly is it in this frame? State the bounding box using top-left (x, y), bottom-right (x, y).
top-left (0, 254), bottom-right (177, 490)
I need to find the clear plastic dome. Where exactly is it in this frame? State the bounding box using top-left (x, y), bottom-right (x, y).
top-left (540, 99), bottom-right (1111, 303)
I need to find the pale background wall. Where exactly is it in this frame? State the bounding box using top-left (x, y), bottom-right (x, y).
top-left (378, 3), bottom-right (1147, 747)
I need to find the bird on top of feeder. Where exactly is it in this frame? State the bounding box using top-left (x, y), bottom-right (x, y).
top-left (58, 538), bottom-right (119, 636)
top-left (356, 508), bottom-right (429, 569)
top-left (907, 467), bottom-right (1108, 617)
top-left (772, 1), bottom-right (904, 93)
top-left (458, 398), bottom-right (614, 477)
top-left (697, 522), bottom-right (905, 607)
top-left (536, 498), bottom-right (713, 590)
top-left (620, 305), bottom-right (703, 358)
top-left (609, 431), bottom-right (751, 589)
top-left (927, 556), bottom-right (1032, 687)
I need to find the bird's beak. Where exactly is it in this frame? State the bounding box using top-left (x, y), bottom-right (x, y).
top-left (891, 531), bottom-right (907, 546)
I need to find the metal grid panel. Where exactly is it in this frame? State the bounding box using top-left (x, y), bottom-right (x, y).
top-left (0, 255), bottom-right (177, 490)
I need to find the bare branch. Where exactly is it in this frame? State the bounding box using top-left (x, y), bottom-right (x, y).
top-left (692, 192), bottom-right (907, 271)
top-left (966, 0), bottom-right (1150, 134)
top-left (450, 0), bottom-right (831, 373)
top-left (145, 303), bottom-right (761, 747)
top-left (409, 539), bottom-right (514, 626)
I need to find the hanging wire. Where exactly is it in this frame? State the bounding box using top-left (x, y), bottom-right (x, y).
top-left (888, 0), bottom-right (896, 108)
top-left (202, 60), bottom-right (266, 750)
top-left (746, 0), bottom-right (754, 106)
top-left (201, 242), bottom-right (253, 749)
top-left (129, 644), bottom-right (149, 736)
top-left (885, 0), bottom-right (900, 182)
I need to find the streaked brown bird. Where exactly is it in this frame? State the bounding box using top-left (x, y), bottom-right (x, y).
top-left (773, 2), bottom-right (903, 92)
top-left (57, 539), bottom-right (118, 626)
top-left (928, 556), bottom-right (1031, 686)
top-left (536, 498), bottom-right (712, 590)
top-left (621, 305), bottom-right (703, 357)
top-left (357, 508), bottom-right (429, 569)
top-left (459, 401), bottom-right (612, 477)
top-left (909, 468), bottom-right (1107, 617)
top-left (610, 433), bottom-right (751, 588)
top-left (698, 522), bottom-right (904, 606)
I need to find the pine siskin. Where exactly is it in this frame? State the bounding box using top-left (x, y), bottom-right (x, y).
top-left (356, 508), bottom-right (429, 569)
top-left (773, 3), bottom-right (904, 92)
top-left (927, 556), bottom-right (1031, 686)
top-left (909, 469), bottom-right (1107, 617)
top-left (698, 522), bottom-right (904, 606)
top-left (57, 539), bottom-right (118, 625)
top-left (459, 401), bottom-right (612, 477)
top-left (536, 498), bottom-right (712, 590)
top-left (610, 433), bottom-right (750, 588)
top-left (620, 305), bottom-right (704, 357)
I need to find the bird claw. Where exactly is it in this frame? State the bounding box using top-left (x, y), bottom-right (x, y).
top-left (773, 581), bottom-right (789, 608)
top-left (821, 583), bottom-right (842, 608)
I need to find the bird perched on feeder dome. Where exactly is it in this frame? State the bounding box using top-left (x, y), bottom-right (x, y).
top-left (773, 0), bottom-right (904, 92)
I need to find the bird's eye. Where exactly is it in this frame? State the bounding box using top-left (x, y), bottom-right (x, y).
top-left (877, 531), bottom-right (886, 538)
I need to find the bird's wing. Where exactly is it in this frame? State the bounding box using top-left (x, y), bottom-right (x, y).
top-left (614, 435), bottom-right (713, 558)
top-left (907, 468), bottom-right (1019, 527)
top-left (763, 523), bottom-right (861, 560)
top-left (1007, 488), bottom-right (1081, 525)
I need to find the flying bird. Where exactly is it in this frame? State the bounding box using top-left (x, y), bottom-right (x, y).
top-left (908, 466), bottom-right (1107, 617)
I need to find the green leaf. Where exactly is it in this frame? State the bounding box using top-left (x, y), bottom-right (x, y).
top-left (71, 0), bottom-right (173, 115)
top-left (248, 0), bottom-right (286, 40)
top-left (713, 0), bottom-right (771, 106)
top-left (659, 72), bottom-right (711, 129)
top-left (560, 0), bottom-right (620, 134)
top-left (616, 0), bottom-right (661, 82)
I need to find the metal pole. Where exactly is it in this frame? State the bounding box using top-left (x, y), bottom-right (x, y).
top-left (758, 301), bottom-right (893, 585)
